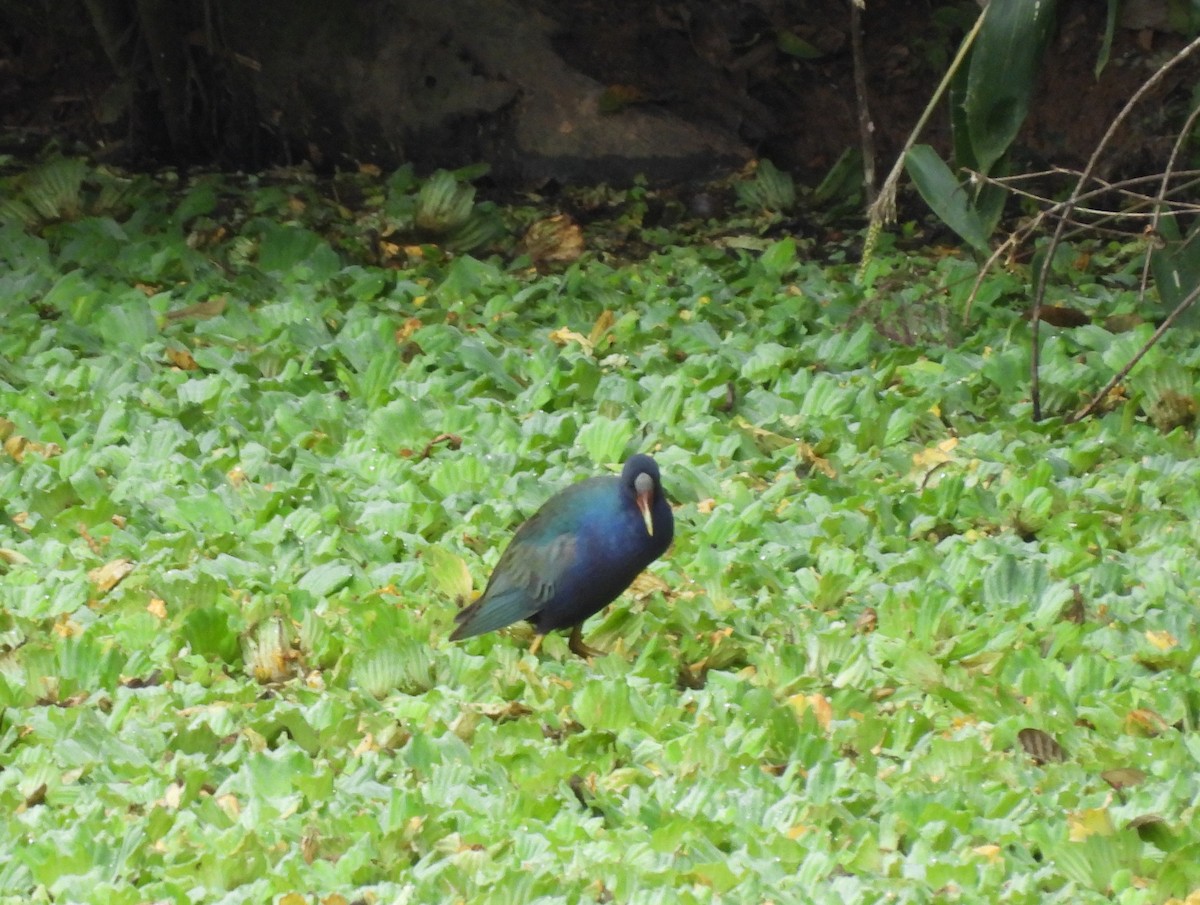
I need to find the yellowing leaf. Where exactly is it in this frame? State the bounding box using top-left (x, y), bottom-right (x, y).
top-left (53, 618), bottom-right (82, 638)
top-left (147, 598), bottom-right (168, 619)
top-left (797, 441), bottom-right (836, 478)
top-left (4, 435), bottom-right (28, 462)
top-left (733, 416), bottom-right (796, 453)
top-left (0, 548), bottom-right (31, 565)
top-left (912, 437), bottom-right (958, 470)
top-left (697, 498), bottom-right (716, 514)
top-left (424, 547), bottom-right (473, 600)
top-left (588, 309), bottom-right (615, 347)
top-left (972, 844), bottom-right (1002, 864)
top-left (88, 558), bottom-right (134, 592)
top-left (217, 793), bottom-right (240, 819)
top-left (788, 693), bottom-right (832, 731)
top-left (1145, 629), bottom-right (1178, 651)
top-left (163, 782), bottom-right (184, 809)
top-left (1162, 890), bottom-right (1200, 905)
top-left (244, 619), bottom-right (294, 684)
top-left (549, 326), bottom-right (593, 351)
top-left (1068, 807), bottom-right (1115, 841)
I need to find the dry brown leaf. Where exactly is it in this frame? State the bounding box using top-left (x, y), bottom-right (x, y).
top-left (1032, 305), bottom-right (1090, 328)
top-left (17, 783), bottom-right (47, 813)
top-left (1101, 767), bottom-right (1147, 790)
top-left (629, 570), bottom-right (669, 599)
top-left (522, 214), bottom-right (584, 266)
top-left (1126, 708), bottom-right (1169, 736)
top-left (0, 548), bottom-right (31, 565)
top-left (788, 693), bottom-right (832, 731)
top-left (164, 347), bottom-right (198, 370)
top-left (88, 558), bottom-right (134, 592)
top-left (477, 701), bottom-right (533, 722)
top-left (302, 829), bottom-right (320, 865)
top-left (164, 296), bottom-right (227, 322)
top-left (1062, 585), bottom-right (1087, 624)
top-left (1018, 727), bottom-right (1066, 764)
top-left (395, 317), bottom-right (422, 343)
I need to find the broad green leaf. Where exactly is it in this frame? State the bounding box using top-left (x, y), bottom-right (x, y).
top-left (905, 145), bottom-right (991, 253)
top-left (578, 415), bottom-right (636, 465)
top-left (298, 562), bottom-right (354, 597)
top-left (965, 0), bottom-right (1058, 175)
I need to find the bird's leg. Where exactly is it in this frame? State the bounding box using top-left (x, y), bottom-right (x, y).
top-left (568, 625), bottom-right (605, 659)
top-left (529, 634), bottom-right (544, 655)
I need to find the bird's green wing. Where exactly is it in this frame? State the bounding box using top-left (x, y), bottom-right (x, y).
top-left (449, 525), bottom-right (577, 639)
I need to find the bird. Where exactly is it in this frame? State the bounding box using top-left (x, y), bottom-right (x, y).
top-left (450, 453), bottom-right (674, 658)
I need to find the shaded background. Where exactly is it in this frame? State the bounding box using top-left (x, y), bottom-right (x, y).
top-left (0, 0), bottom-right (1194, 185)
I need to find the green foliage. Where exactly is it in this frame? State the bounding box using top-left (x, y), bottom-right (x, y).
top-left (963, 0), bottom-right (1058, 177)
top-left (735, 159), bottom-right (796, 213)
top-left (906, 0), bottom-right (1056, 252)
top-left (905, 145), bottom-right (995, 254)
top-left (415, 169), bottom-right (476, 233)
top-left (2, 158), bottom-right (1200, 903)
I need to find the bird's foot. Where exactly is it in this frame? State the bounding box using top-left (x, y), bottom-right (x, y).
top-left (568, 625), bottom-right (605, 659)
top-left (529, 634), bottom-right (544, 655)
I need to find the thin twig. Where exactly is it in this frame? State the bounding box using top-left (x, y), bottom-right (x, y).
top-left (866, 4), bottom-right (989, 228)
top-left (1030, 32), bottom-right (1200, 421)
top-left (1066, 282), bottom-right (1200, 424)
top-left (848, 0), bottom-right (876, 204)
top-left (1137, 100), bottom-right (1200, 306)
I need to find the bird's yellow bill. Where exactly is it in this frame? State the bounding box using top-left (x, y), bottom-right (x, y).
top-left (637, 491), bottom-right (654, 536)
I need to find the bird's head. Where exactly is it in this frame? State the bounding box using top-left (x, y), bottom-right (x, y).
top-left (623, 454), bottom-right (662, 537)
